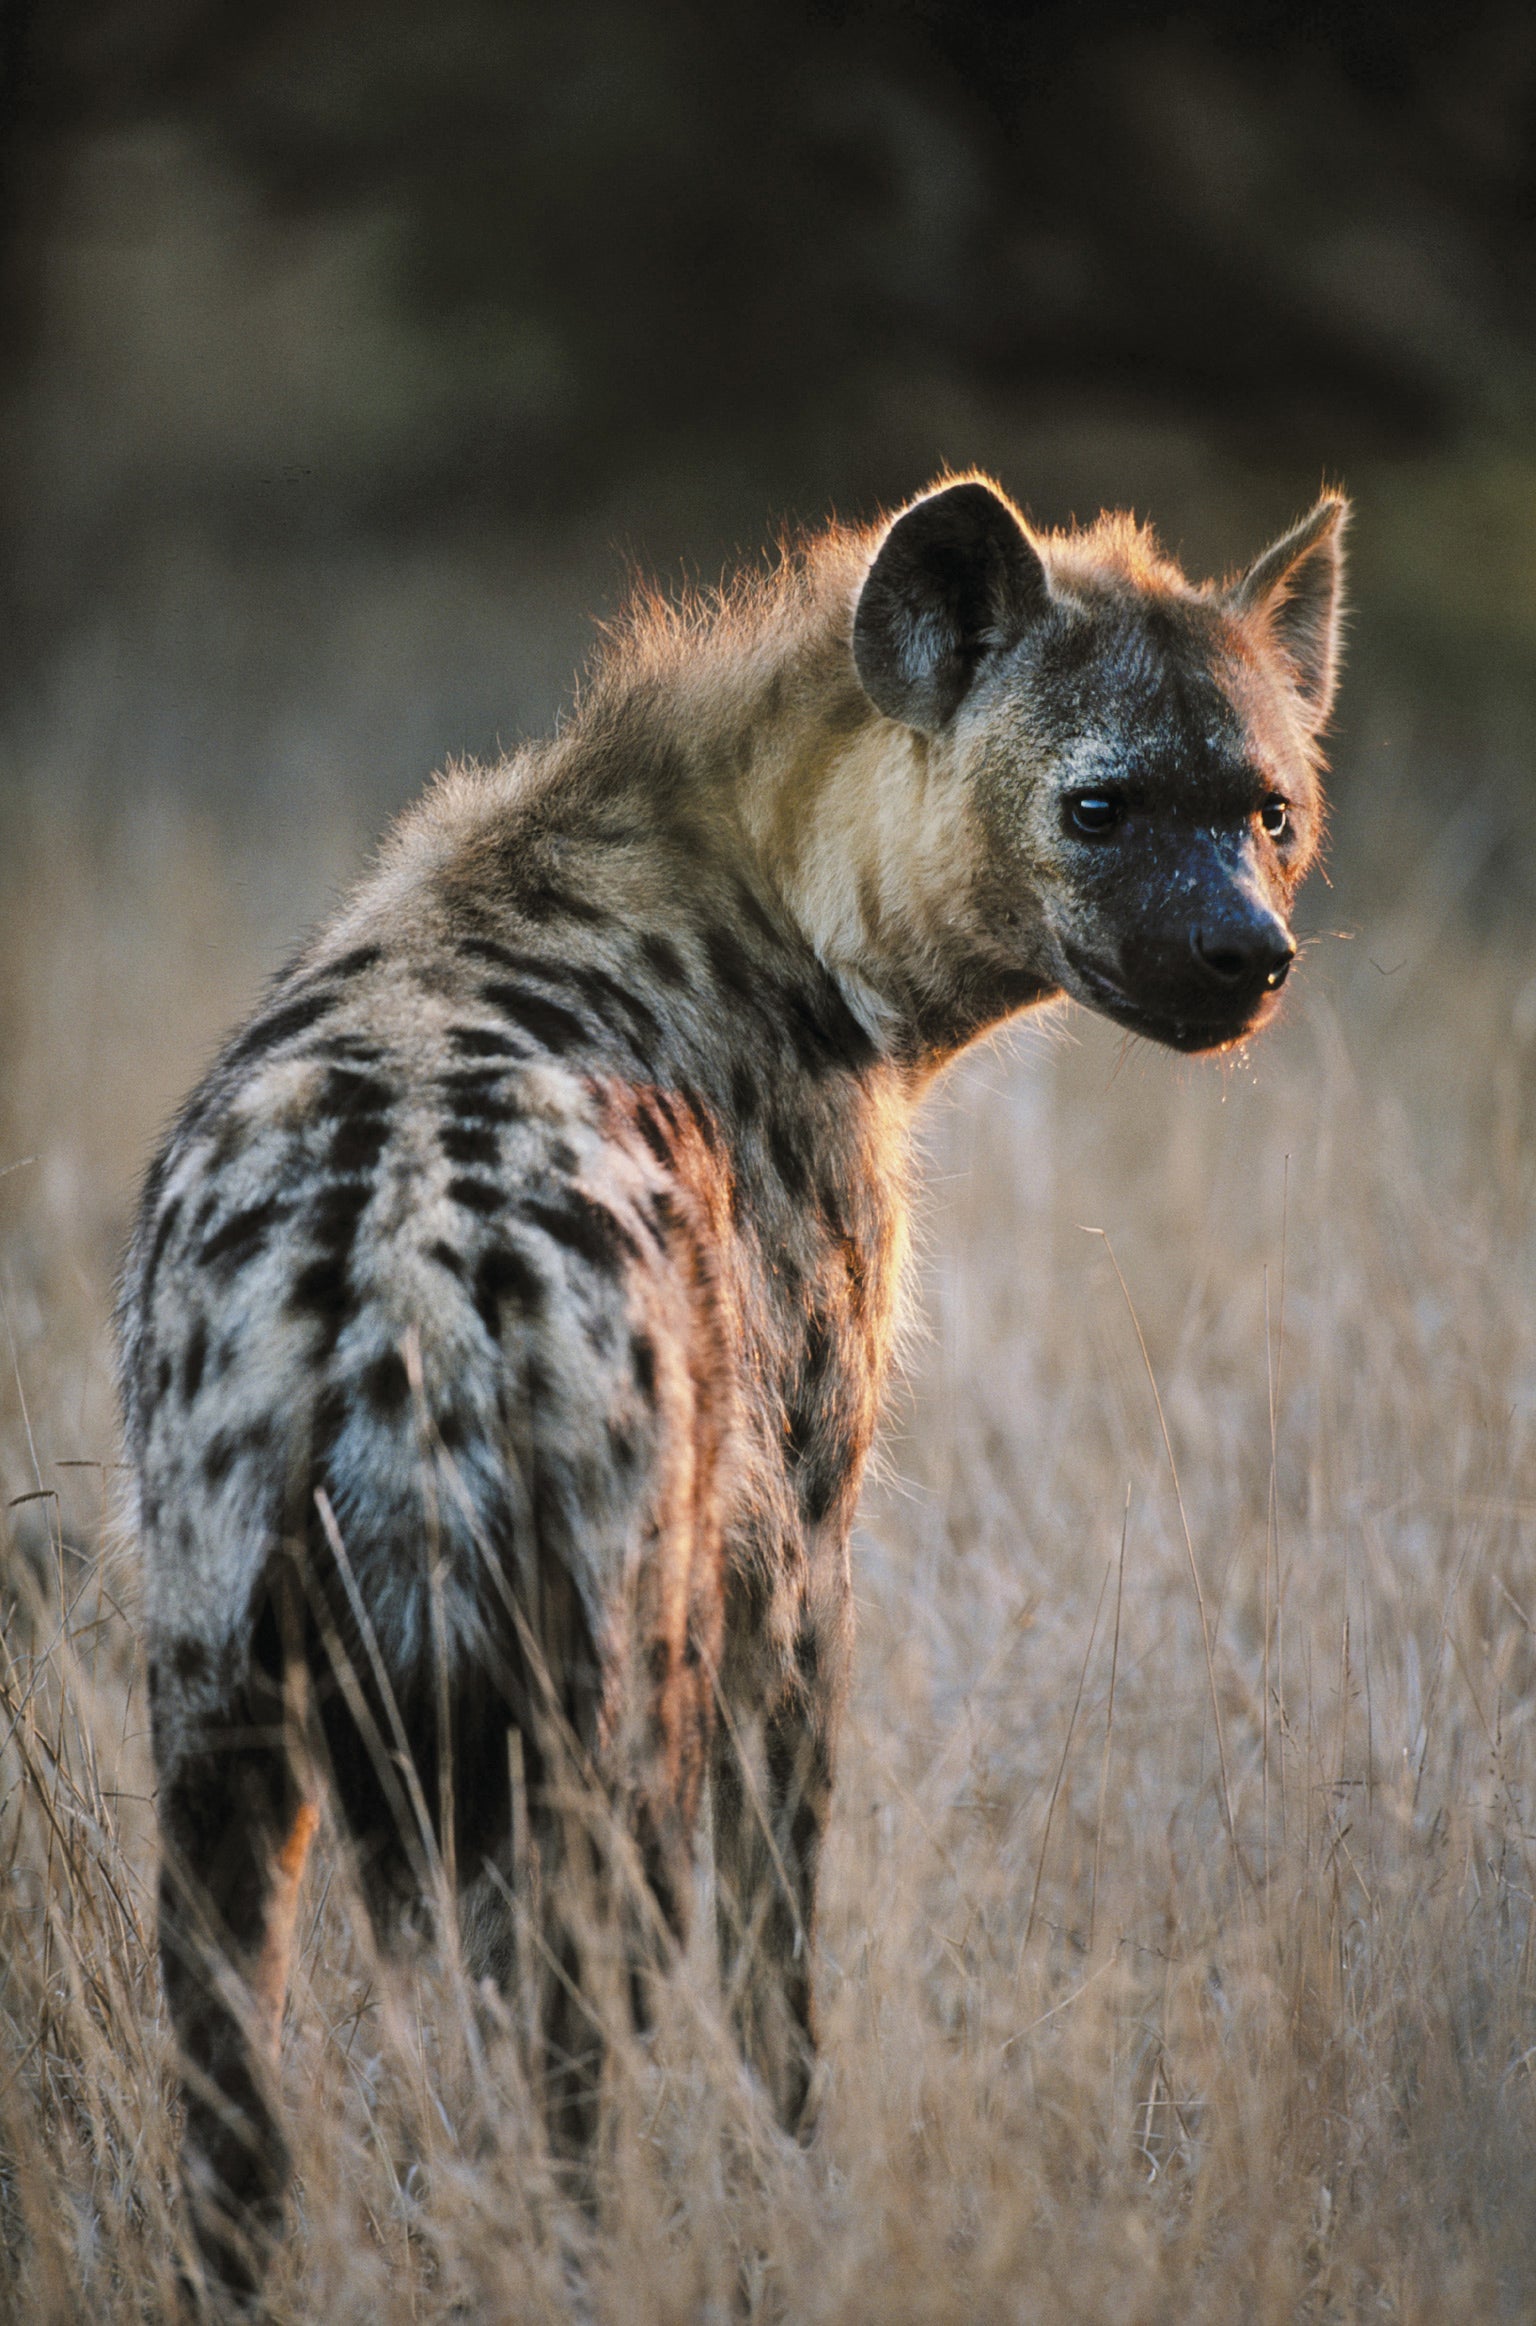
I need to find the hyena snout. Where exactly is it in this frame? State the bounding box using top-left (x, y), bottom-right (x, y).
top-left (1188, 906), bottom-right (1295, 992)
top-left (1106, 880), bottom-right (1297, 1049)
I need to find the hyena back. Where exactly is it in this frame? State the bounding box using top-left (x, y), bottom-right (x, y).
top-left (119, 475), bottom-right (1345, 2299)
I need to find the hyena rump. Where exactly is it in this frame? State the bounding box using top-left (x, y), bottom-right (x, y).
top-left (119, 475), bottom-right (1345, 2298)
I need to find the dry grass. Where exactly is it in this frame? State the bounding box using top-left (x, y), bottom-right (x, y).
top-left (5, 800), bottom-right (1536, 2322)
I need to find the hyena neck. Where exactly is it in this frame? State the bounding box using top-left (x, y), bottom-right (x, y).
top-left (440, 548), bottom-right (1061, 1071)
top-left (704, 624), bottom-right (1056, 1071)
top-left (743, 702), bottom-right (1057, 1067)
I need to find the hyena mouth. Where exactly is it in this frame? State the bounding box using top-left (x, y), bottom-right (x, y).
top-left (1066, 953), bottom-right (1281, 1055)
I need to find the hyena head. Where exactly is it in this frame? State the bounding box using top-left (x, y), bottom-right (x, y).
top-left (852, 477), bottom-right (1347, 1053)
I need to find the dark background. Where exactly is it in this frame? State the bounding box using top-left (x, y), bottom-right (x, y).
top-left (3, 0), bottom-right (1535, 901)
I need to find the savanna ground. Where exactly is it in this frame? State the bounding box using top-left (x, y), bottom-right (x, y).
top-left (4, 739), bottom-right (1536, 2324)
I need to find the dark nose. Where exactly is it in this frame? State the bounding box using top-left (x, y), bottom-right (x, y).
top-left (1190, 918), bottom-right (1296, 991)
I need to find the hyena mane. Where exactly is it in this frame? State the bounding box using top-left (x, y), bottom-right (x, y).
top-left (119, 470), bottom-right (1346, 2304)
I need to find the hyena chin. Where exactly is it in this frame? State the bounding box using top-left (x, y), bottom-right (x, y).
top-left (120, 473), bottom-right (1345, 2301)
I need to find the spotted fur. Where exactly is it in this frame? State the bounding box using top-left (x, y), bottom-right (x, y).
top-left (119, 473), bottom-right (1346, 2300)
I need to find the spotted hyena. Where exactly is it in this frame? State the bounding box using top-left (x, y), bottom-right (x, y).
top-left (119, 475), bottom-right (1345, 2300)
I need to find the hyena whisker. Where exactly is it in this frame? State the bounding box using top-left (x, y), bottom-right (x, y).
top-left (120, 471), bottom-right (1346, 2300)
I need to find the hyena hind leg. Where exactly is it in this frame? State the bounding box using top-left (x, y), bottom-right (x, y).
top-left (529, 1758), bottom-right (702, 2177)
top-left (711, 1686), bottom-right (837, 2137)
top-left (152, 1650), bottom-right (317, 2311)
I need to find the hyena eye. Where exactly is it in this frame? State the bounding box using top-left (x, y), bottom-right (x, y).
top-left (1067, 792), bottom-right (1124, 836)
top-left (1260, 797), bottom-right (1290, 840)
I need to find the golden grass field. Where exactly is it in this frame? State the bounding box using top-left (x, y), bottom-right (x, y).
top-left (4, 780), bottom-right (1536, 2323)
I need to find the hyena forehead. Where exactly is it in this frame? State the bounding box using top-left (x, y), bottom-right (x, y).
top-left (1022, 598), bottom-right (1313, 810)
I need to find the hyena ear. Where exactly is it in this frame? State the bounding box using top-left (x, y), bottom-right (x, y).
top-left (1227, 494), bottom-right (1349, 731)
top-left (853, 480), bottom-right (1052, 732)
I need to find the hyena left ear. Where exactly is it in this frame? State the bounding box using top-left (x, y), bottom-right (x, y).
top-left (1227, 494), bottom-right (1350, 732)
top-left (853, 480), bottom-right (1052, 732)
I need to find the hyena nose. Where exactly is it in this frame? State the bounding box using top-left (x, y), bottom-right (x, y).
top-left (1190, 919), bottom-right (1296, 990)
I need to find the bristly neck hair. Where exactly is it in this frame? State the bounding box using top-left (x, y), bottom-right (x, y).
top-left (398, 482), bottom-right (1221, 1063)
top-left (578, 492), bottom-right (1049, 1043)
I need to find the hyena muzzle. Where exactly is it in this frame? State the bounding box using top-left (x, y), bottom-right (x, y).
top-left (119, 474), bottom-right (1346, 2302)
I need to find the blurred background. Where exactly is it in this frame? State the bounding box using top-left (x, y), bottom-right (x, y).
top-left (10, 19), bottom-right (1536, 2309)
top-left (3, 0), bottom-right (1536, 1424)
top-left (5, 0), bottom-right (1536, 831)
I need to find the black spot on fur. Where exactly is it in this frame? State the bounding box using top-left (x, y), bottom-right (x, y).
top-left (313, 1176), bottom-right (372, 1244)
top-left (607, 1418), bottom-right (639, 1473)
top-left (155, 1354), bottom-right (173, 1402)
top-left (313, 1065), bottom-right (392, 1174)
top-left (328, 945), bottom-right (384, 980)
top-left (519, 882), bottom-right (607, 926)
top-left (675, 1083), bottom-right (720, 1152)
top-left (442, 1121), bottom-right (499, 1168)
top-left (448, 1175), bottom-right (503, 1217)
top-left (638, 931), bottom-right (687, 988)
top-left (200, 1195), bottom-right (292, 1275)
top-left (704, 925), bottom-right (758, 1003)
top-left (630, 1331), bottom-right (657, 1401)
top-left (458, 935), bottom-right (529, 974)
top-left (328, 1114), bottom-right (391, 1175)
top-left (361, 1349), bottom-right (410, 1419)
top-left (462, 945), bottom-right (656, 1052)
top-left (203, 1434), bottom-right (237, 1491)
top-left (289, 1179), bottom-right (372, 1355)
top-left (438, 1407), bottom-right (468, 1453)
top-left (429, 1240), bottom-right (465, 1278)
top-left (450, 1025), bottom-right (523, 1059)
top-left (438, 1070), bottom-right (518, 1126)
top-left (525, 1192), bottom-right (638, 1275)
top-left (635, 1104), bottom-right (674, 1171)
top-left (786, 1312), bottom-right (839, 1522)
top-left (781, 979), bottom-right (879, 1076)
top-left (313, 1067), bottom-right (390, 1120)
top-left (473, 1243), bottom-right (543, 1339)
top-left (289, 1256), bottom-right (354, 1342)
top-left (768, 1115), bottom-right (811, 1201)
top-left (142, 1193), bottom-right (182, 1305)
top-left (225, 986), bottom-right (339, 1070)
top-left (798, 1460), bottom-right (839, 1527)
top-left (182, 1316), bottom-right (208, 1405)
top-left (766, 1714), bottom-right (831, 1869)
top-left (569, 963), bottom-right (662, 1050)
top-left (172, 1637), bottom-right (212, 1685)
top-left (481, 983), bottom-right (588, 1054)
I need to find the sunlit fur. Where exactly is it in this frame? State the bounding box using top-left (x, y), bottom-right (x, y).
top-left (118, 471), bottom-right (1343, 2302)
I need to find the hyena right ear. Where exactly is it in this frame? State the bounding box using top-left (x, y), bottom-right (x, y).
top-left (853, 480), bottom-right (1052, 733)
top-left (1226, 494), bottom-right (1349, 732)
